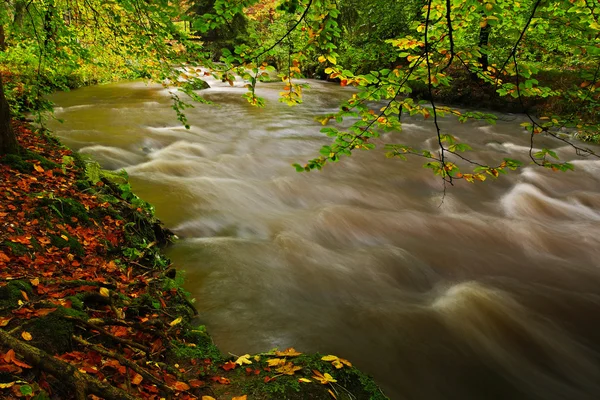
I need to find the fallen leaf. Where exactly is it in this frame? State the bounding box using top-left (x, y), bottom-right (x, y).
top-left (298, 378), bottom-right (312, 383)
top-left (30, 278), bottom-right (39, 286)
top-left (169, 316), bottom-right (183, 327)
top-left (189, 379), bottom-right (205, 388)
top-left (276, 362), bottom-right (302, 376)
top-left (11, 357), bottom-right (32, 369)
top-left (210, 376), bottom-right (230, 385)
top-left (0, 382), bottom-right (15, 388)
top-left (235, 354), bottom-right (252, 365)
top-left (99, 287), bottom-right (110, 297)
top-left (131, 373), bottom-right (143, 385)
top-left (173, 381), bottom-right (190, 391)
top-left (222, 361), bottom-right (236, 371)
top-left (20, 291), bottom-right (29, 302)
top-left (321, 355), bottom-right (352, 369)
top-left (312, 370), bottom-right (337, 385)
top-left (21, 332), bottom-right (33, 341)
top-left (4, 349), bottom-right (15, 363)
top-left (201, 397), bottom-right (216, 400)
top-left (232, 396), bottom-right (247, 400)
top-left (33, 164), bottom-right (44, 173)
top-left (0, 252), bottom-right (10, 262)
top-left (328, 388), bottom-right (338, 399)
top-left (0, 317), bottom-right (12, 327)
top-left (266, 358), bottom-right (286, 367)
top-left (275, 347), bottom-right (302, 357)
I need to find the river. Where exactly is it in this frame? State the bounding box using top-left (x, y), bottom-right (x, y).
top-left (47, 77), bottom-right (600, 400)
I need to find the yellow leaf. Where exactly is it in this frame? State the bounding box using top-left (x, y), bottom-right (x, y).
top-left (34, 164), bottom-right (44, 173)
top-left (321, 355), bottom-right (352, 368)
top-left (201, 397), bottom-right (216, 400)
top-left (235, 354), bottom-right (252, 365)
top-left (298, 378), bottom-right (312, 383)
top-left (60, 235), bottom-right (69, 241)
top-left (318, 56), bottom-right (326, 63)
top-left (321, 355), bottom-right (338, 362)
top-left (328, 389), bottom-right (338, 399)
top-left (253, 355), bottom-right (261, 362)
top-left (312, 370), bottom-right (337, 384)
top-left (267, 358), bottom-right (286, 367)
top-left (30, 278), bottom-right (39, 286)
top-left (99, 287), bottom-right (110, 297)
top-left (21, 331), bottom-right (33, 341)
top-left (326, 55), bottom-right (337, 65)
top-left (276, 362), bottom-right (302, 375)
top-left (232, 396), bottom-right (248, 400)
top-left (0, 382), bottom-right (15, 388)
top-left (0, 317), bottom-right (13, 327)
top-left (169, 316), bottom-right (183, 327)
top-left (275, 347), bottom-right (302, 357)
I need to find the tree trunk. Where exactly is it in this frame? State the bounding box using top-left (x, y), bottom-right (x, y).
top-left (0, 24), bottom-right (5, 50)
top-left (13, 1), bottom-right (27, 29)
top-left (0, 75), bottom-right (19, 155)
top-left (478, 23), bottom-right (491, 72)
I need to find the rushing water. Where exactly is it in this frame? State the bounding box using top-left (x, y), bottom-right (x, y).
top-left (47, 78), bottom-right (600, 400)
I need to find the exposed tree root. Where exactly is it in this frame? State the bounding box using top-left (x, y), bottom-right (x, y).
top-left (0, 329), bottom-right (137, 400)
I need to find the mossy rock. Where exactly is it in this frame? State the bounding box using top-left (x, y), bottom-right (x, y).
top-left (26, 307), bottom-right (87, 355)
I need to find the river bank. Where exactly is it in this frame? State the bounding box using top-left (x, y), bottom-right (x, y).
top-left (0, 121), bottom-right (387, 399)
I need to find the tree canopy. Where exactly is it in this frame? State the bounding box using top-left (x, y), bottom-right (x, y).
top-left (1, 0), bottom-right (599, 183)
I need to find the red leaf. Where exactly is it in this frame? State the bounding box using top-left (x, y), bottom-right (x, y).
top-left (222, 361), bottom-right (236, 371)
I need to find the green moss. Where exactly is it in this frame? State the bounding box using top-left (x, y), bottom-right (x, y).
top-left (49, 232), bottom-right (85, 257)
top-left (170, 337), bottom-right (223, 367)
top-left (67, 295), bottom-right (85, 311)
top-left (75, 179), bottom-right (92, 191)
top-left (0, 149), bottom-right (60, 173)
top-left (37, 197), bottom-right (90, 226)
top-left (1, 240), bottom-right (29, 256)
top-left (0, 280), bottom-right (33, 308)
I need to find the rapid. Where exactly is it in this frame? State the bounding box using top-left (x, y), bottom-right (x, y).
top-left (47, 77), bottom-right (600, 400)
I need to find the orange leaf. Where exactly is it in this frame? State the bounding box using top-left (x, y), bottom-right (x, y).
top-left (11, 356), bottom-right (32, 369)
top-left (210, 376), bottom-right (230, 385)
top-left (201, 397), bottom-right (216, 400)
top-left (131, 373), bottom-right (143, 385)
top-left (173, 381), bottom-right (190, 391)
top-left (33, 164), bottom-right (44, 173)
top-left (275, 347), bottom-right (302, 357)
top-left (189, 379), bottom-right (205, 388)
top-left (0, 317), bottom-right (12, 327)
top-left (232, 396), bottom-right (248, 400)
top-left (0, 251), bottom-right (9, 262)
top-left (21, 332), bottom-right (32, 341)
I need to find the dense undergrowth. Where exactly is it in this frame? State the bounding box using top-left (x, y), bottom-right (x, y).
top-left (0, 123), bottom-right (387, 399)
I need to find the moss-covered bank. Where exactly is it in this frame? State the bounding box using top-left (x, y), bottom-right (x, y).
top-left (0, 123), bottom-right (387, 399)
